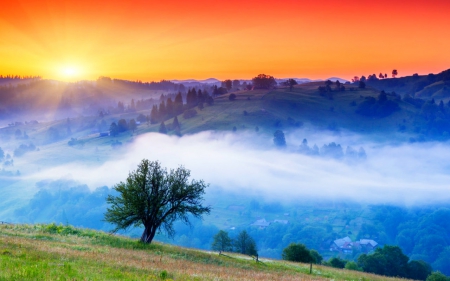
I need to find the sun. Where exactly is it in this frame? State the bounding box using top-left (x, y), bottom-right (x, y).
top-left (63, 67), bottom-right (77, 76)
top-left (56, 64), bottom-right (83, 81)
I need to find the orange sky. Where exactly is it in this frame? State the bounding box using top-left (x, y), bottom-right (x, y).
top-left (1, 0), bottom-right (450, 82)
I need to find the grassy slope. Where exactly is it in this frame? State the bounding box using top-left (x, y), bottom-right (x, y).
top-left (1, 82), bottom-right (424, 152)
top-left (0, 224), bottom-right (414, 281)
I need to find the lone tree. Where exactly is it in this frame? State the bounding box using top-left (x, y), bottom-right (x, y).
top-left (104, 159), bottom-right (211, 244)
top-left (282, 243), bottom-right (314, 263)
top-left (252, 74), bottom-right (277, 89)
top-left (234, 230), bottom-right (257, 256)
top-left (211, 230), bottom-right (233, 252)
top-left (286, 79), bottom-right (298, 91)
top-left (392, 69), bottom-right (398, 78)
top-left (273, 130), bottom-right (286, 147)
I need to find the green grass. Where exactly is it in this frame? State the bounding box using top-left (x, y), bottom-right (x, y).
top-left (0, 224), bottom-right (415, 281)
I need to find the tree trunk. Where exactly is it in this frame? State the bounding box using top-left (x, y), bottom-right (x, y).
top-left (140, 225), bottom-right (157, 243)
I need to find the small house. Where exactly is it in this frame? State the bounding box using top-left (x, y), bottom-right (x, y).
top-left (251, 219), bottom-right (271, 229)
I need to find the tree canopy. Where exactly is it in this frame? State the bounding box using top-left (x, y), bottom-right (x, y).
top-left (104, 159), bottom-right (211, 244)
top-left (282, 243), bottom-right (314, 263)
top-left (252, 74), bottom-right (277, 89)
top-left (211, 230), bottom-right (233, 252)
top-left (234, 230), bottom-right (258, 256)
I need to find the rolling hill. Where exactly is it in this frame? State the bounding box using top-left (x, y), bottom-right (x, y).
top-left (0, 223), bottom-right (415, 281)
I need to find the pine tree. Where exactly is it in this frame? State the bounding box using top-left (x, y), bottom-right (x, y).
top-left (150, 105), bottom-right (158, 124)
top-left (159, 122), bottom-right (167, 134)
top-left (174, 92), bottom-right (183, 114)
top-left (172, 116), bottom-right (180, 131)
top-left (158, 101), bottom-right (166, 120)
top-left (166, 98), bottom-right (174, 118)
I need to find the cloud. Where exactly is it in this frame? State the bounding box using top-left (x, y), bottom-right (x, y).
top-left (25, 130), bottom-right (450, 206)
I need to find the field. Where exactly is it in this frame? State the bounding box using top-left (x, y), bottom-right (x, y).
top-left (0, 223), bottom-right (415, 281)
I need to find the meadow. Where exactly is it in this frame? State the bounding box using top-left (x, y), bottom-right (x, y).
top-left (0, 223), bottom-right (415, 281)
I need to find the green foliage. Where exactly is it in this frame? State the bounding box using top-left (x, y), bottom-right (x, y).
top-left (104, 159), bottom-right (210, 244)
top-left (357, 245), bottom-right (432, 280)
top-left (282, 243), bottom-right (313, 263)
top-left (345, 261), bottom-right (362, 271)
top-left (327, 257), bottom-right (347, 268)
top-left (408, 260), bottom-right (432, 281)
top-left (309, 250), bottom-right (323, 264)
top-left (0, 223), bottom-right (416, 281)
top-left (427, 272), bottom-right (450, 281)
top-left (211, 230), bottom-right (233, 252)
top-left (234, 230), bottom-right (257, 256)
top-left (159, 270), bottom-right (168, 280)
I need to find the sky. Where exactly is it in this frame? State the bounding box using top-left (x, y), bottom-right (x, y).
top-left (1, 0), bottom-right (450, 82)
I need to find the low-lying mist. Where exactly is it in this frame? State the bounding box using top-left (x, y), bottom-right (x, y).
top-left (26, 129), bottom-right (450, 206)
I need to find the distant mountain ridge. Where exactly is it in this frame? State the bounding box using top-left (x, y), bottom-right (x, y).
top-left (171, 77), bottom-right (349, 85)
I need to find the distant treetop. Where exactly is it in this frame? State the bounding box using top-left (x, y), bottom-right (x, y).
top-left (252, 74), bottom-right (277, 89)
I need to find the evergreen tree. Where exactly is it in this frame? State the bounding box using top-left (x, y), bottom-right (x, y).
top-left (109, 122), bottom-right (119, 137)
top-left (197, 89), bottom-right (204, 104)
top-left (159, 101), bottom-right (166, 120)
top-left (166, 98), bottom-right (174, 117)
top-left (150, 105), bottom-right (158, 124)
top-left (174, 92), bottom-right (184, 114)
top-left (172, 116), bottom-right (180, 131)
top-left (159, 122), bottom-right (167, 134)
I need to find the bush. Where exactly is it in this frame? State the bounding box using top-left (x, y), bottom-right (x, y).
top-left (327, 257), bottom-right (347, 268)
top-left (282, 243), bottom-right (313, 263)
top-left (345, 261), bottom-right (362, 271)
top-left (426, 272), bottom-right (449, 281)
